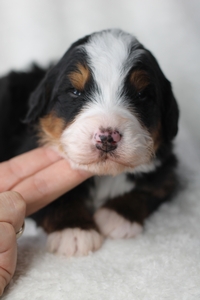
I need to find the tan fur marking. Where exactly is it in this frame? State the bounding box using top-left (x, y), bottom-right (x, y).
top-left (39, 113), bottom-right (65, 143)
top-left (130, 70), bottom-right (150, 91)
top-left (151, 122), bottom-right (162, 152)
top-left (68, 63), bottom-right (90, 91)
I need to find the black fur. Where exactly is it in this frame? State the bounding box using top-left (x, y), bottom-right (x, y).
top-left (0, 65), bottom-right (46, 160)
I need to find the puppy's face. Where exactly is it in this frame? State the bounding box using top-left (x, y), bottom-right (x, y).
top-left (26, 29), bottom-right (179, 175)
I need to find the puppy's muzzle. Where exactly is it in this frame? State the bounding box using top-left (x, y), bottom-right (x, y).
top-left (94, 128), bottom-right (121, 153)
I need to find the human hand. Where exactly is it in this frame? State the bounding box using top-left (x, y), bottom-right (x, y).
top-left (0, 147), bottom-right (92, 295)
top-left (0, 147), bottom-right (92, 216)
top-left (0, 191), bottom-right (25, 296)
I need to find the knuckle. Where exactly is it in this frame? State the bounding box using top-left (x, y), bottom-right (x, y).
top-left (13, 192), bottom-right (26, 216)
top-left (0, 191), bottom-right (26, 223)
top-left (2, 191), bottom-right (26, 218)
top-left (33, 175), bottom-right (49, 196)
top-left (8, 158), bottom-right (23, 179)
top-left (0, 192), bottom-right (25, 232)
top-left (0, 222), bottom-right (16, 242)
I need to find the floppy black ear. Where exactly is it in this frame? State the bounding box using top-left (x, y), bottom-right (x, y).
top-left (138, 48), bottom-right (179, 143)
top-left (24, 67), bottom-right (56, 124)
top-left (161, 79), bottom-right (179, 142)
top-left (24, 78), bottom-right (47, 124)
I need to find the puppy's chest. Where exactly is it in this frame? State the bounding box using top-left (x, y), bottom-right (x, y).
top-left (88, 174), bottom-right (135, 210)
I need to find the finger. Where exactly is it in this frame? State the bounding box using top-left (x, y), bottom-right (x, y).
top-left (12, 159), bottom-right (92, 216)
top-left (0, 191), bottom-right (26, 232)
top-left (0, 222), bottom-right (17, 296)
top-left (0, 148), bottom-right (62, 192)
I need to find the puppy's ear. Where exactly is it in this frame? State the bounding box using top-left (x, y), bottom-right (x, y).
top-left (23, 78), bottom-right (47, 124)
top-left (161, 79), bottom-right (179, 142)
top-left (138, 49), bottom-right (179, 142)
top-left (24, 68), bottom-right (56, 124)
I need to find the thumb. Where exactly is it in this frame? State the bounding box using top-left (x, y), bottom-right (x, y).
top-left (0, 222), bottom-right (17, 296)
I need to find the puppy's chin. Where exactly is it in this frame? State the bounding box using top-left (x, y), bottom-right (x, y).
top-left (47, 139), bottom-right (154, 176)
top-left (54, 148), bottom-right (152, 176)
top-left (68, 159), bottom-right (132, 176)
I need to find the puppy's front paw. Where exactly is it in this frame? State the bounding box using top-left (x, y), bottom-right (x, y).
top-left (46, 228), bottom-right (104, 257)
top-left (94, 208), bottom-right (143, 239)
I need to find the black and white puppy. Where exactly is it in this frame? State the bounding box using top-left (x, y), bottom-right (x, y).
top-left (0, 29), bottom-right (179, 256)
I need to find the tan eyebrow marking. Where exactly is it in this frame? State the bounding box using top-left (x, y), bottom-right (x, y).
top-left (130, 70), bottom-right (150, 91)
top-left (68, 63), bottom-right (90, 91)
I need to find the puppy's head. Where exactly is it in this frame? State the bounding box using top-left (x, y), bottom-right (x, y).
top-left (25, 29), bottom-right (179, 175)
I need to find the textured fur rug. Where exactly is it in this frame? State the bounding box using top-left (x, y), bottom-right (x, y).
top-left (2, 124), bottom-right (200, 300)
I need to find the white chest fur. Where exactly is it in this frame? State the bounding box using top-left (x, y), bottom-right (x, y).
top-left (89, 173), bottom-right (135, 210)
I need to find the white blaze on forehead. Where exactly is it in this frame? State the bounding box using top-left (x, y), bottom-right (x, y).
top-left (83, 29), bottom-right (135, 108)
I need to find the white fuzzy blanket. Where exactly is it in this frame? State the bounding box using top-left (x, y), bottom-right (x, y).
top-left (2, 125), bottom-right (200, 300)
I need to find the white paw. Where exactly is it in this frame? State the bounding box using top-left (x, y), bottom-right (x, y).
top-left (94, 208), bottom-right (143, 239)
top-left (46, 228), bottom-right (104, 257)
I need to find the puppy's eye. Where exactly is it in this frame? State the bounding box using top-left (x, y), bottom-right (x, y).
top-left (69, 88), bottom-right (82, 98)
top-left (137, 91), bottom-right (145, 99)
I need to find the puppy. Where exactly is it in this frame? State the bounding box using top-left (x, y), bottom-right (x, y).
top-left (0, 29), bottom-right (179, 257)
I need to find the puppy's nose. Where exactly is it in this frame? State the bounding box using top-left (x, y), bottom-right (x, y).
top-left (94, 129), bottom-right (121, 153)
